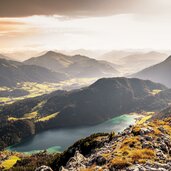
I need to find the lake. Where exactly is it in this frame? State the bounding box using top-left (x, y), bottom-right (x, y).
top-left (8, 114), bottom-right (138, 154)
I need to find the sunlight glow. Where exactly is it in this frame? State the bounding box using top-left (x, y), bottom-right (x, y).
top-left (1, 13), bottom-right (171, 52)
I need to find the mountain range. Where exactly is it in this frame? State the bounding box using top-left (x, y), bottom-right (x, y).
top-left (24, 51), bottom-right (119, 78)
top-left (0, 58), bottom-right (67, 87)
top-left (0, 51), bottom-right (120, 87)
top-left (133, 55), bottom-right (171, 87)
top-left (0, 54), bottom-right (12, 60)
top-left (100, 51), bottom-right (167, 75)
top-left (1, 77), bottom-right (169, 128)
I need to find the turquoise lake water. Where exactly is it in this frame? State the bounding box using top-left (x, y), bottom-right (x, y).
top-left (8, 114), bottom-right (137, 154)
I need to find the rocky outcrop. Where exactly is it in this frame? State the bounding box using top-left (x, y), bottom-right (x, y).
top-left (60, 151), bottom-right (87, 171)
top-left (59, 118), bottom-right (171, 171)
top-left (127, 162), bottom-right (171, 171)
top-left (35, 165), bottom-right (53, 171)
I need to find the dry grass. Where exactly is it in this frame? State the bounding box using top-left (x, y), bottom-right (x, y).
top-left (80, 166), bottom-right (97, 171)
top-left (111, 157), bottom-right (131, 169)
top-left (128, 149), bottom-right (155, 161)
top-left (136, 115), bottom-right (152, 125)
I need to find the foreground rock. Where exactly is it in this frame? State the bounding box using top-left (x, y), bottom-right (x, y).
top-left (35, 165), bottom-right (53, 171)
top-left (60, 118), bottom-right (171, 171)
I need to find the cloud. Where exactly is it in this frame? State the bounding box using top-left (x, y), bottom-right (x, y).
top-left (0, 0), bottom-right (152, 18)
top-left (0, 20), bottom-right (25, 33)
top-left (0, 20), bottom-right (25, 25)
top-left (0, 19), bottom-right (38, 38)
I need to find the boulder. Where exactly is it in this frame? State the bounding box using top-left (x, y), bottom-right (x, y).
top-left (35, 165), bottom-right (53, 171)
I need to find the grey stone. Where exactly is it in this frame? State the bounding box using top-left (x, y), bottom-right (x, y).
top-left (35, 165), bottom-right (53, 171)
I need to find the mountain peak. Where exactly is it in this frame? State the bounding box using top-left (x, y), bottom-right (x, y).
top-left (164, 55), bottom-right (171, 62)
top-left (133, 54), bottom-right (171, 87)
top-left (0, 54), bottom-right (11, 60)
top-left (43, 51), bottom-right (68, 58)
top-left (45, 51), bottom-right (58, 56)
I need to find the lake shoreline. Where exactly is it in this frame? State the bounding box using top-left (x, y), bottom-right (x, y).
top-left (8, 114), bottom-right (140, 154)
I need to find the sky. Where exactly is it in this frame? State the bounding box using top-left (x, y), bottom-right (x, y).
top-left (1, 0), bottom-right (171, 55)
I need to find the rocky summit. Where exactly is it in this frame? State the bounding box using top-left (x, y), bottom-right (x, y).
top-left (59, 118), bottom-right (171, 171)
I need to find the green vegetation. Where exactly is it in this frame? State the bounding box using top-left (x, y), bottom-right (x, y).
top-left (8, 111), bottom-right (38, 121)
top-left (0, 151), bottom-right (59, 171)
top-left (35, 112), bottom-right (59, 122)
top-left (0, 156), bottom-right (20, 170)
top-left (0, 78), bottom-right (95, 107)
top-left (0, 87), bottom-right (10, 91)
top-left (0, 97), bottom-right (12, 104)
top-left (150, 89), bottom-right (162, 95)
top-left (0, 120), bottom-right (35, 150)
top-left (24, 111), bottom-right (38, 119)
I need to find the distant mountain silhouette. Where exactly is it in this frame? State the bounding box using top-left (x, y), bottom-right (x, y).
top-left (24, 51), bottom-right (119, 78)
top-left (0, 54), bottom-right (12, 60)
top-left (1, 77), bottom-right (168, 129)
top-left (100, 51), bottom-right (167, 75)
top-left (132, 55), bottom-right (171, 87)
top-left (0, 58), bottom-right (68, 87)
top-left (62, 49), bottom-right (104, 58)
top-left (100, 50), bottom-right (133, 63)
top-left (121, 51), bottom-right (167, 73)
